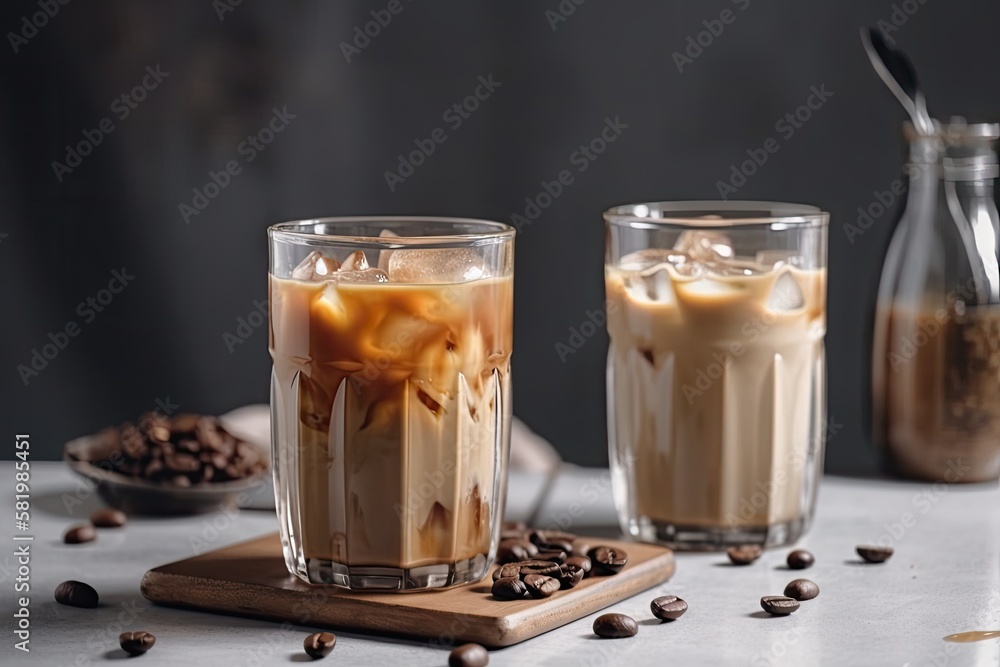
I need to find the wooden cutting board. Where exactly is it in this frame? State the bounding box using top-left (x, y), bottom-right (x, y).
top-left (140, 533), bottom-right (674, 647)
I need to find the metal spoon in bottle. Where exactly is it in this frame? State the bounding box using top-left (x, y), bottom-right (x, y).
top-left (860, 27), bottom-right (935, 136)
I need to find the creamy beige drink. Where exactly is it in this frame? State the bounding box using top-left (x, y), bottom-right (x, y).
top-left (269, 232), bottom-right (513, 588)
top-left (605, 231), bottom-right (826, 547)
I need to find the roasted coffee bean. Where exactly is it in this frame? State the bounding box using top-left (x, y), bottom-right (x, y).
top-left (90, 509), bottom-right (127, 528)
top-left (726, 545), bottom-right (762, 565)
top-left (784, 579), bottom-right (819, 601)
top-left (593, 613), bottom-right (638, 638)
top-left (555, 564), bottom-right (585, 589)
top-left (530, 529), bottom-right (576, 545)
top-left (119, 631), bottom-right (155, 655)
top-left (523, 574), bottom-right (561, 599)
top-left (588, 546), bottom-right (627, 575)
top-left (449, 643), bottom-right (489, 667)
top-left (491, 577), bottom-right (528, 600)
top-left (530, 530), bottom-right (576, 552)
top-left (502, 520), bottom-right (527, 532)
top-left (650, 595), bottom-right (687, 621)
top-left (535, 550), bottom-right (567, 564)
top-left (168, 413), bottom-right (201, 433)
top-left (170, 475), bottom-right (192, 487)
top-left (760, 595), bottom-right (799, 615)
top-left (515, 560), bottom-right (561, 577)
top-left (64, 524), bottom-right (97, 544)
top-left (54, 580), bottom-right (99, 608)
top-left (496, 539), bottom-right (537, 564)
top-left (303, 632), bottom-right (337, 659)
top-left (149, 425), bottom-right (171, 442)
top-left (787, 549), bottom-right (814, 570)
top-left (166, 453), bottom-right (201, 473)
top-left (856, 545), bottom-right (893, 563)
top-left (176, 438), bottom-right (200, 453)
top-left (565, 555), bottom-right (592, 574)
top-left (494, 563), bottom-right (521, 581)
top-left (195, 417), bottom-right (225, 449)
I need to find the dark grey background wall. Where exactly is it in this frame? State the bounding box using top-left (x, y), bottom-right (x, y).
top-left (2, 0), bottom-right (997, 472)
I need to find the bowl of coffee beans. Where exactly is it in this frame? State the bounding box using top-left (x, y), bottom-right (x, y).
top-left (64, 411), bottom-right (270, 515)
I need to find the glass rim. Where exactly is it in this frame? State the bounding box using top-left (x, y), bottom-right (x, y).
top-left (268, 216), bottom-right (515, 248)
top-left (604, 201), bottom-right (829, 230)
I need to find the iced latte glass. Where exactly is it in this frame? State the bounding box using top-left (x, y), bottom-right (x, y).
top-left (268, 218), bottom-right (514, 589)
top-left (604, 202), bottom-right (828, 549)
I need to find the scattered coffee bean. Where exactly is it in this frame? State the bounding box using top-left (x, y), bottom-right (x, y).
top-left (784, 579), bottom-right (819, 601)
top-left (63, 524), bottom-right (97, 545)
top-left (90, 508), bottom-right (127, 528)
top-left (523, 574), bottom-right (561, 599)
top-left (303, 632), bottom-right (337, 659)
top-left (449, 642), bottom-right (489, 667)
top-left (593, 613), bottom-right (638, 638)
top-left (54, 580), bottom-right (99, 608)
top-left (856, 545), bottom-right (893, 563)
top-left (726, 545), bottom-right (762, 565)
top-left (787, 549), bottom-right (814, 570)
top-left (760, 595), bottom-right (799, 615)
top-left (119, 631), bottom-right (155, 656)
top-left (496, 539), bottom-right (537, 564)
top-left (502, 520), bottom-right (526, 532)
top-left (650, 595), bottom-right (687, 621)
top-left (555, 564), bottom-right (585, 589)
top-left (492, 577), bottom-right (527, 600)
top-left (565, 555), bottom-right (592, 574)
top-left (588, 546), bottom-right (628, 575)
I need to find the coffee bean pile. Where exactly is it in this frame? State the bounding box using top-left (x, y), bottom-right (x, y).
top-left (106, 413), bottom-right (266, 486)
top-left (490, 524), bottom-right (628, 601)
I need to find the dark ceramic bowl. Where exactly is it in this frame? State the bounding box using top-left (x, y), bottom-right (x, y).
top-left (64, 429), bottom-right (273, 516)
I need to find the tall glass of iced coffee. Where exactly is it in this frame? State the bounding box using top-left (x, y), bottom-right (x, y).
top-left (268, 218), bottom-right (514, 589)
top-left (604, 202), bottom-right (828, 549)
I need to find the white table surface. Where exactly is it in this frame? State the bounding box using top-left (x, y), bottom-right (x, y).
top-left (3, 461), bottom-right (999, 666)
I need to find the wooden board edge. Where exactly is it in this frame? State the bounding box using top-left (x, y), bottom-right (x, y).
top-left (140, 541), bottom-right (675, 648)
top-left (141, 569), bottom-right (511, 647)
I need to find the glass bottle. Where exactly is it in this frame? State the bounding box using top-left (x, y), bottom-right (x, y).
top-left (872, 119), bottom-right (1000, 482)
